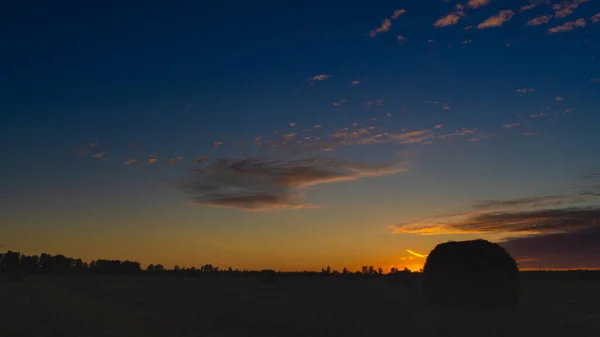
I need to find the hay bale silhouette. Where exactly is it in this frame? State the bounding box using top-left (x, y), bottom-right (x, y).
top-left (258, 269), bottom-right (279, 285)
top-left (422, 239), bottom-right (519, 310)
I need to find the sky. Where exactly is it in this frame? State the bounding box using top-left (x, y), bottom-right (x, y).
top-left (1, 0), bottom-right (600, 271)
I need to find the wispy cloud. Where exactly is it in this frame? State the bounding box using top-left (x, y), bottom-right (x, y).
top-left (308, 74), bottom-right (331, 81)
top-left (556, 96), bottom-right (564, 101)
top-left (352, 80), bottom-right (360, 85)
top-left (166, 156), bottom-right (183, 165)
top-left (397, 35), bottom-right (406, 44)
top-left (143, 155), bottom-right (158, 165)
top-left (91, 151), bottom-right (107, 159)
top-left (180, 156), bottom-right (408, 210)
top-left (478, 10), bottom-right (515, 29)
top-left (591, 12), bottom-right (600, 23)
top-left (552, 0), bottom-right (590, 19)
top-left (369, 18), bottom-right (392, 37)
top-left (527, 15), bottom-right (553, 26)
top-left (391, 174), bottom-right (600, 237)
top-left (332, 99), bottom-right (347, 106)
top-left (520, 3), bottom-right (538, 12)
top-left (548, 18), bottom-right (586, 33)
top-left (434, 12), bottom-right (464, 27)
top-left (390, 9), bottom-right (406, 20)
top-left (517, 87), bottom-right (535, 94)
top-left (503, 123), bottom-right (521, 128)
top-left (591, 78), bottom-right (600, 83)
top-left (467, 0), bottom-right (491, 9)
top-left (195, 156), bottom-right (211, 163)
top-left (405, 249), bottom-right (428, 258)
top-left (123, 159), bottom-right (138, 165)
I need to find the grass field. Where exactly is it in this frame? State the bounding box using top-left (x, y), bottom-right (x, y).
top-left (1, 274), bottom-right (600, 337)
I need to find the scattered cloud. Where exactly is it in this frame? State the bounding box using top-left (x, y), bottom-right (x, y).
top-left (167, 157), bottom-right (183, 165)
top-left (369, 18), bottom-right (392, 37)
top-left (123, 159), bottom-right (138, 165)
top-left (464, 25), bottom-right (474, 30)
top-left (390, 9), bottom-right (406, 20)
top-left (461, 39), bottom-right (473, 44)
top-left (553, 0), bottom-right (590, 19)
top-left (75, 142), bottom-right (98, 156)
top-left (527, 15), bottom-right (553, 26)
top-left (91, 151), bottom-right (107, 159)
top-left (478, 10), bottom-right (515, 30)
top-left (180, 156), bottom-right (408, 210)
top-left (332, 99), bottom-right (347, 106)
top-left (517, 87), bottom-right (535, 94)
top-left (556, 96), bottom-right (564, 101)
top-left (397, 35), bottom-right (406, 44)
top-left (549, 18), bottom-right (587, 33)
top-left (443, 103), bottom-right (451, 110)
top-left (467, 0), bottom-right (491, 9)
top-left (520, 3), bottom-right (538, 12)
top-left (195, 156), bottom-right (211, 163)
top-left (592, 12), bottom-right (600, 23)
top-left (503, 123), bottom-right (521, 128)
top-left (434, 124), bottom-right (444, 129)
top-left (308, 74), bottom-right (331, 81)
top-left (591, 78), bottom-right (600, 83)
top-left (352, 80), bottom-right (360, 85)
top-left (143, 156), bottom-right (158, 165)
top-left (434, 12), bottom-right (464, 27)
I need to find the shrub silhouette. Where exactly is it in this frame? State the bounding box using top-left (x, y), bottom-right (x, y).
top-left (422, 239), bottom-right (519, 310)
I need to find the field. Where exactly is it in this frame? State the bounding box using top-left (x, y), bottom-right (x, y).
top-left (1, 274), bottom-right (600, 337)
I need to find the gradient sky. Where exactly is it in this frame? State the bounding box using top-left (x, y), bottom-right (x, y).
top-left (2, 0), bottom-right (600, 271)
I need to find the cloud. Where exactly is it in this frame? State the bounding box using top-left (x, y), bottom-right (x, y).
top-left (308, 74), bottom-right (331, 81)
top-left (391, 206), bottom-right (600, 237)
top-left (503, 123), bottom-right (521, 128)
top-left (397, 35), bottom-right (406, 44)
top-left (501, 228), bottom-right (600, 269)
top-left (552, 0), bottom-right (590, 19)
top-left (556, 96), bottom-right (564, 101)
top-left (434, 12), bottom-right (464, 27)
top-left (390, 9), bottom-right (406, 20)
top-left (434, 124), bottom-right (444, 129)
top-left (517, 87), bottom-right (535, 94)
top-left (591, 78), bottom-right (600, 83)
top-left (527, 15), bottom-right (553, 26)
top-left (467, 0), bottom-right (491, 9)
top-left (167, 157), bottom-right (183, 165)
top-left (405, 249), bottom-right (428, 258)
top-left (592, 13), bottom-right (600, 23)
top-left (180, 156), bottom-right (408, 210)
top-left (478, 10), bottom-right (515, 29)
top-left (143, 155), bottom-right (158, 165)
top-left (123, 159), bottom-right (138, 165)
top-left (369, 18), bottom-right (392, 37)
top-left (520, 3), bottom-right (538, 11)
top-left (461, 39), bottom-right (473, 44)
top-left (352, 80), bottom-right (360, 85)
top-left (195, 156), bottom-right (211, 163)
top-left (332, 99), bottom-right (347, 106)
top-left (548, 18), bottom-right (586, 33)
top-left (91, 151), bottom-right (107, 159)
top-left (391, 174), bottom-right (600, 237)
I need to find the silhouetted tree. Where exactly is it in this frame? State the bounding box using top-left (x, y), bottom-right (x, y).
top-left (154, 264), bottom-right (165, 272)
top-left (146, 264), bottom-right (155, 272)
top-left (422, 239), bottom-right (519, 311)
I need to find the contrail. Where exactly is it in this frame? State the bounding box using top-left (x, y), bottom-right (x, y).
top-left (406, 249), bottom-right (428, 259)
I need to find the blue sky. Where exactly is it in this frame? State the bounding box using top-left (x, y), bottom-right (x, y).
top-left (2, 0), bottom-right (600, 271)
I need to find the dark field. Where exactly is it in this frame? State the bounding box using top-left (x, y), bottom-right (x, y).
top-left (2, 274), bottom-right (600, 337)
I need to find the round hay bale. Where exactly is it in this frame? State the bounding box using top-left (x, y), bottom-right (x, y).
top-left (258, 269), bottom-right (279, 285)
top-left (422, 239), bottom-right (519, 311)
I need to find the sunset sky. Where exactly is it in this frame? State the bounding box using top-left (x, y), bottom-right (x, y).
top-left (2, 0), bottom-right (600, 271)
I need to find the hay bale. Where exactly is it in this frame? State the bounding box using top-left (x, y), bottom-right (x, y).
top-left (258, 269), bottom-right (279, 285)
top-left (422, 239), bottom-right (519, 311)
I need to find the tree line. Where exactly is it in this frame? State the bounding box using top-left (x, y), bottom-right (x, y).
top-left (0, 250), bottom-right (416, 279)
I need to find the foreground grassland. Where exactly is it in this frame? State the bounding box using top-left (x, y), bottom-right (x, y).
top-left (1, 275), bottom-right (600, 337)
